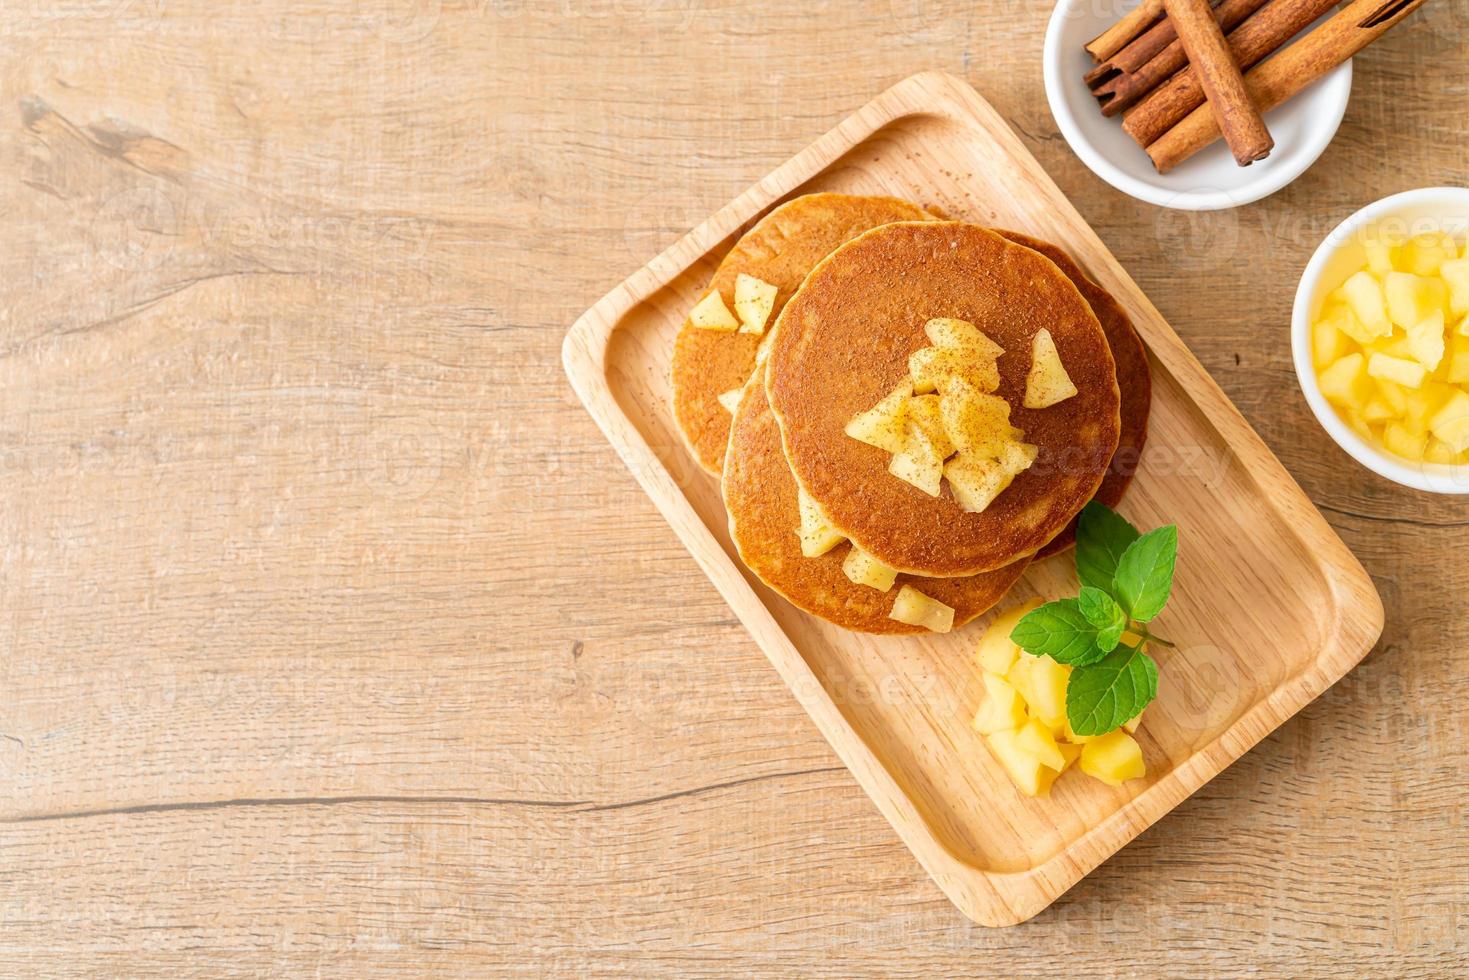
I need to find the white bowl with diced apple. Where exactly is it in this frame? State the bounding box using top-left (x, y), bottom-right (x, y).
top-left (1292, 187), bottom-right (1469, 494)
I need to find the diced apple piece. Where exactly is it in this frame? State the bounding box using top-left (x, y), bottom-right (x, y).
top-left (975, 598), bottom-right (1042, 675)
top-left (1446, 342), bottom-right (1469, 384)
top-left (939, 378), bottom-right (1021, 455)
top-left (689, 290), bottom-right (739, 331)
top-left (796, 487), bottom-right (845, 558)
top-left (1319, 302), bottom-right (1379, 347)
top-left (1400, 232), bottom-right (1458, 276)
top-left (909, 345), bottom-right (999, 395)
top-left (1441, 257), bottom-right (1469, 316)
top-left (888, 585), bottom-right (954, 633)
top-left (986, 729), bottom-right (1048, 797)
top-left (1375, 378), bottom-right (1410, 415)
top-left (1317, 352), bottom-right (1373, 407)
top-left (1023, 328), bottom-right (1078, 409)
top-left (1005, 650), bottom-right (1035, 707)
top-left (1428, 389), bottom-right (1469, 453)
top-left (733, 273), bottom-right (778, 335)
top-left (1080, 730), bottom-right (1146, 786)
top-left (716, 388), bottom-right (743, 414)
top-left (841, 546), bottom-right (898, 592)
top-left (1383, 421), bottom-right (1428, 461)
top-left (1361, 397), bottom-right (1395, 423)
top-left (1364, 239), bottom-right (1396, 277)
top-left (1016, 718), bottom-right (1067, 772)
top-left (972, 673), bottom-right (1027, 735)
top-left (1367, 352), bottom-right (1428, 389)
top-left (1407, 310), bottom-right (1446, 371)
top-left (907, 394), bottom-right (955, 459)
top-left (944, 442), bottom-right (1038, 514)
top-left (1341, 271), bottom-right (1391, 337)
top-left (1385, 271), bottom-right (1447, 330)
top-left (1312, 315), bottom-right (1355, 364)
top-left (845, 381), bottom-right (912, 453)
top-left (1021, 654), bottom-right (1070, 730)
top-left (888, 421), bottom-right (945, 496)
top-left (1425, 438), bottom-right (1458, 465)
top-left (925, 317), bottom-right (1004, 359)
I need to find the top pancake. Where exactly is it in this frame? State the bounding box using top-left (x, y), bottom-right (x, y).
top-left (765, 221), bottom-right (1121, 578)
top-left (992, 231), bottom-right (1152, 559)
top-left (671, 193), bottom-right (933, 475)
top-left (722, 368), bottom-right (1029, 634)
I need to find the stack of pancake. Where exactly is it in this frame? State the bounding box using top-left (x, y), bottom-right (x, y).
top-left (671, 193), bottom-right (1151, 635)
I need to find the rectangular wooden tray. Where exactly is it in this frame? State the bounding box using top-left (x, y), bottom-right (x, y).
top-left (562, 72), bottom-right (1383, 927)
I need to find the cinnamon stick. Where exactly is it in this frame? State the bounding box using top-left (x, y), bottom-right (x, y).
top-left (1163, 0), bottom-right (1273, 165)
top-left (1085, 0), bottom-right (1166, 62)
top-left (1088, 0), bottom-right (1272, 116)
top-left (1147, 0), bottom-right (1426, 172)
top-left (1122, 0), bottom-right (1338, 145)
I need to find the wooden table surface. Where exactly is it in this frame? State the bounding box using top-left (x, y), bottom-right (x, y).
top-left (3, 1), bottom-right (1467, 974)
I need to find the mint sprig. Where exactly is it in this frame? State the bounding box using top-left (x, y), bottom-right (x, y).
top-left (1011, 503), bottom-right (1179, 737)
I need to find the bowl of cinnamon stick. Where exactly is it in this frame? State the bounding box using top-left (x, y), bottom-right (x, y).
top-left (1045, 0), bottom-right (1424, 210)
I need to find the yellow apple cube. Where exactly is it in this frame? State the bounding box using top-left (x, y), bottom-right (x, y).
top-left (1318, 352), bottom-right (1373, 406)
top-left (1367, 352), bottom-right (1428, 389)
top-left (845, 381), bottom-right (912, 453)
top-left (1364, 239), bottom-right (1396, 276)
top-left (889, 421), bottom-right (945, 496)
top-left (1022, 654), bottom-right (1071, 730)
top-left (1319, 302), bottom-right (1380, 347)
top-left (1425, 438), bottom-right (1459, 465)
top-left (1407, 310), bottom-right (1446, 371)
top-left (909, 345), bottom-right (999, 395)
top-left (1441, 257), bottom-right (1469, 316)
top-left (1446, 343), bottom-right (1469, 384)
top-left (1361, 397), bottom-right (1396, 423)
top-left (1428, 389), bottom-right (1469, 453)
top-left (986, 729), bottom-right (1049, 797)
top-left (1080, 730), bottom-right (1146, 786)
top-left (944, 442), bottom-right (1037, 514)
top-left (939, 378), bottom-right (1021, 455)
top-left (1385, 272), bottom-right (1447, 330)
top-left (796, 487), bottom-right (845, 557)
top-left (925, 318), bottom-right (1005, 359)
top-left (972, 673), bottom-right (1027, 735)
top-left (1382, 421), bottom-right (1428, 461)
top-left (1023, 328), bottom-right (1079, 408)
top-left (1400, 232), bottom-right (1458, 276)
top-left (888, 585), bottom-right (954, 633)
top-left (1340, 271), bottom-right (1391, 337)
top-left (689, 289), bottom-right (739, 331)
top-left (975, 598), bottom-right (1042, 675)
top-left (907, 394), bottom-right (956, 460)
top-left (1375, 378), bottom-right (1410, 415)
top-left (841, 546), bottom-right (898, 592)
top-left (716, 388), bottom-right (743, 414)
top-left (1312, 315), bottom-right (1355, 364)
top-left (733, 273), bottom-right (778, 335)
top-left (1016, 718), bottom-right (1067, 771)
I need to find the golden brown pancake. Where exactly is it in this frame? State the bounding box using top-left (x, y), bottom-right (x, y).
top-left (766, 221), bottom-right (1121, 578)
top-left (992, 231), bottom-right (1152, 559)
top-left (723, 373), bottom-right (1029, 633)
top-left (671, 193), bottom-right (933, 475)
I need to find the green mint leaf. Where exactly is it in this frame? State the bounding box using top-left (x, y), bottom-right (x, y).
top-left (1077, 586), bottom-right (1126, 653)
top-left (1066, 644), bottom-right (1159, 737)
top-left (1074, 502), bottom-right (1140, 594)
top-left (1112, 525), bottom-right (1178, 622)
top-left (1010, 599), bottom-right (1110, 667)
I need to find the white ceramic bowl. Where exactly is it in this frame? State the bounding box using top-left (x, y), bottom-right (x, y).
top-left (1043, 0), bottom-right (1353, 211)
top-left (1292, 187), bottom-right (1469, 494)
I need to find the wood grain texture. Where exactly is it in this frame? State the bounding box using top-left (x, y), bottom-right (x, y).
top-left (0, 0), bottom-right (1465, 972)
